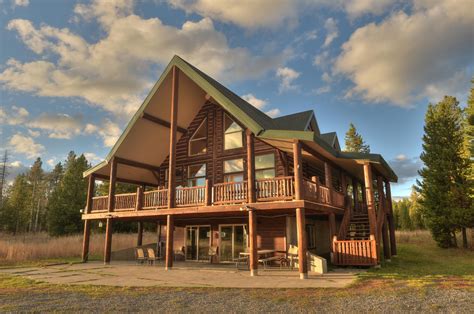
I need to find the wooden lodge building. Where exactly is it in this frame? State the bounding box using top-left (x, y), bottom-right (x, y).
top-left (81, 56), bottom-right (398, 279)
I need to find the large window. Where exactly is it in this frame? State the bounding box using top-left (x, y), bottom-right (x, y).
top-left (223, 158), bottom-right (244, 182)
top-left (189, 118), bottom-right (207, 156)
top-left (255, 153), bottom-right (275, 180)
top-left (187, 164), bottom-right (206, 187)
top-left (224, 114), bottom-right (243, 150)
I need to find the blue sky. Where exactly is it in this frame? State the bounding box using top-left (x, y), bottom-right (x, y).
top-left (1, 0), bottom-right (473, 197)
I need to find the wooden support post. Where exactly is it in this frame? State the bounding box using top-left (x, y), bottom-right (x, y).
top-left (385, 180), bottom-right (397, 256)
top-left (363, 163), bottom-right (379, 261)
top-left (135, 186), bottom-right (143, 211)
top-left (82, 220), bottom-right (91, 262)
top-left (104, 218), bottom-right (113, 264)
top-left (108, 158), bottom-right (117, 212)
top-left (248, 209), bottom-right (258, 276)
top-left (296, 207), bottom-right (308, 279)
top-left (352, 178), bottom-right (359, 211)
top-left (293, 140), bottom-right (303, 200)
top-left (246, 129), bottom-right (256, 203)
top-left (165, 214), bottom-right (174, 270)
top-left (137, 222), bottom-right (143, 247)
top-left (324, 162), bottom-right (333, 204)
top-left (382, 219), bottom-right (390, 260)
top-left (204, 179), bottom-right (212, 206)
top-left (377, 176), bottom-right (391, 260)
top-left (156, 221), bottom-right (162, 257)
top-left (167, 66), bottom-right (179, 209)
top-left (85, 175), bottom-right (95, 214)
top-left (329, 213), bottom-right (337, 257)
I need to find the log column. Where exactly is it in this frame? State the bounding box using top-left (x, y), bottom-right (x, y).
top-left (293, 140), bottom-right (307, 279)
top-left (324, 162), bottom-right (333, 204)
top-left (137, 222), bottom-right (143, 247)
top-left (363, 162), bottom-right (379, 262)
top-left (104, 218), bottom-right (113, 264)
top-left (246, 129), bottom-right (256, 203)
top-left (352, 178), bottom-right (359, 211)
top-left (165, 214), bottom-right (174, 270)
top-left (167, 66), bottom-right (179, 209)
top-left (108, 158), bottom-right (117, 212)
top-left (248, 209), bottom-right (258, 276)
top-left (82, 174), bottom-right (95, 262)
top-left (377, 176), bottom-right (391, 260)
top-left (385, 180), bottom-right (397, 256)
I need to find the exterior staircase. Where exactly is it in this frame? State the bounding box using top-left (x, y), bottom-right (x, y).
top-left (346, 213), bottom-right (370, 240)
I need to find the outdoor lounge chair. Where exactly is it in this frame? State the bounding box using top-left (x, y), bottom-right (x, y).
top-left (147, 248), bottom-right (161, 265)
top-left (135, 247), bottom-right (147, 264)
top-left (208, 246), bottom-right (218, 263)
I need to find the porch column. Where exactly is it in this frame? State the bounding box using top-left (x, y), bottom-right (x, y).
top-left (293, 140), bottom-right (303, 200)
top-left (165, 214), bottom-right (174, 270)
top-left (167, 66), bottom-right (179, 209)
top-left (296, 207), bottom-right (308, 279)
top-left (377, 176), bottom-right (391, 260)
top-left (137, 222), bottom-right (143, 247)
top-left (85, 174), bottom-right (95, 214)
top-left (248, 209), bottom-right (258, 276)
top-left (108, 158), bottom-right (117, 212)
top-left (385, 180), bottom-right (397, 256)
top-left (246, 129), bottom-right (256, 203)
top-left (329, 213), bottom-right (337, 256)
top-left (324, 162), bottom-right (333, 204)
top-left (104, 218), bottom-right (113, 264)
top-left (363, 162), bottom-right (379, 261)
top-left (82, 220), bottom-right (91, 262)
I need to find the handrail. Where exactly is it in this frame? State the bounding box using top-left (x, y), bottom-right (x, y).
top-left (213, 181), bottom-right (248, 204)
top-left (115, 193), bottom-right (137, 210)
top-left (91, 195), bottom-right (108, 212)
top-left (256, 176), bottom-right (294, 201)
top-left (176, 185), bottom-right (206, 206)
top-left (302, 179), bottom-right (318, 202)
top-left (332, 238), bottom-right (377, 266)
top-left (337, 198), bottom-right (353, 240)
top-left (332, 190), bottom-right (345, 208)
top-left (143, 189), bottom-right (168, 209)
top-left (319, 185), bottom-right (331, 204)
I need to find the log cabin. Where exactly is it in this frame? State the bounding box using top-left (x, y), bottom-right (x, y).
top-left (81, 55), bottom-right (398, 279)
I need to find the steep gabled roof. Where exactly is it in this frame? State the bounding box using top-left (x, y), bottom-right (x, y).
top-left (320, 132), bottom-right (341, 151)
top-left (273, 110), bottom-right (314, 131)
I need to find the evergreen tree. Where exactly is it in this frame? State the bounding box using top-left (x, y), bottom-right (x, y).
top-left (344, 123), bottom-right (370, 153)
top-left (0, 150), bottom-right (8, 207)
top-left (408, 188), bottom-right (425, 229)
top-left (3, 174), bottom-right (31, 233)
top-left (27, 158), bottom-right (46, 232)
top-left (418, 96), bottom-right (469, 248)
top-left (47, 152), bottom-right (89, 236)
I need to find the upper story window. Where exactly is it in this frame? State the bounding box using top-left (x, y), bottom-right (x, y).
top-left (224, 158), bottom-right (244, 182)
top-left (188, 164), bottom-right (206, 187)
top-left (224, 114), bottom-right (243, 150)
top-left (255, 153), bottom-right (275, 180)
top-left (189, 118), bottom-right (207, 156)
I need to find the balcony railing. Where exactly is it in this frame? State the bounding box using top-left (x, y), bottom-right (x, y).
top-left (88, 175), bottom-right (350, 213)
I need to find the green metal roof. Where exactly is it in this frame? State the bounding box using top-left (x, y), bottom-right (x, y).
top-left (84, 55), bottom-right (397, 182)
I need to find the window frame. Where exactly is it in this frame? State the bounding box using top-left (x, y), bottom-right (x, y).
top-left (255, 153), bottom-right (276, 180)
top-left (188, 118), bottom-right (208, 156)
top-left (187, 163), bottom-right (207, 187)
top-left (223, 158), bottom-right (244, 182)
top-left (223, 113), bottom-right (244, 151)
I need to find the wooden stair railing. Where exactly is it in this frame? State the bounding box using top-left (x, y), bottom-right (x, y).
top-left (332, 238), bottom-right (378, 266)
top-left (336, 197), bottom-right (353, 240)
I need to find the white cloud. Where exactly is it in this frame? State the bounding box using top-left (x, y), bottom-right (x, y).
top-left (84, 152), bottom-right (103, 163)
top-left (9, 160), bottom-right (23, 168)
top-left (334, 0), bottom-right (474, 106)
top-left (276, 67), bottom-right (300, 93)
top-left (27, 129), bottom-right (40, 137)
top-left (390, 155), bottom-right (423, 183)
top-left (167, 0), bottom-right (300, 29)
top-left (46, 158), bottom-right (56, 167)
top-left (0, 105), bottom-right (29, 125)
top-left (265, 108), bottom-right (281, 118)
top-left (28, 113), bottom-right (83, 139)
top-left (241, 93), bottom-right (267, 109)
top-left (322, 72), bottom-right (332, 83)
top-left (395, 154), bottom-right (407, 161)
top-left (323, 18), bottom-right (338, 48)
top-left (1, 0), bottom-right (284, 118)
top-left (314, 85), bottom-right (331, 95)
top-left (344, 0), bottom-right (398, 18)
top-left (85, 119), bottom-right (122, 147)
top-left (313, 51), bottom-right (330, 68)
top-left (8, 133), bottom-right (45, 159)
top-left (13, 0), bottom-right (29, 7)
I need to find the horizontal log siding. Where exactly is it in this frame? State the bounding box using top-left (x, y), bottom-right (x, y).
top-left (159, 103), bottom-right (285, 187)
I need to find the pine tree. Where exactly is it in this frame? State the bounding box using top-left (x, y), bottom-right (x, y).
top-left (47, 152), bottom-right (89, 236)
top-left (3, 174), bottom-right (31, 234)
top-left (462, 81), bottom-right (474, 248)
top-left (0, 150), bottom-right (8, 207)
top-left (408, 188), bottom-right (425, 229)
top-left (418, 96), bottom-right (468, 248)
top-left (344, 123), bottom-right (370, 153)
top-left (27, 158), bottom-right (45, 232)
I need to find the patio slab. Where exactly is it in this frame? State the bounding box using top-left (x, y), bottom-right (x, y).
top-left (0, 261), bottom-right (361, 288)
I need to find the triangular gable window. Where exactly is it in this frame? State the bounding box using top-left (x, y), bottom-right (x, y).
top-left (189, 118), bottom-right (207, 156)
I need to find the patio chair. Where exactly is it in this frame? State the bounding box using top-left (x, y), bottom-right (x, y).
top-left (147, 248), bottom-right (161, 265)
top-left (287, 245), bottom-right (299, 270)
top-left (135, 247), bottom-right (147, 264)
top-left (208, 246), bottom-right (218, 263)
top-left (174, 246), bottom-right (185, 261)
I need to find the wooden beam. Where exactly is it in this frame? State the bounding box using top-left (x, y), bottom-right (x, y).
top-left (135, 186), bottom-right (143, 211)
top-left (137, 221), bottom-right (143, 246)
top-left (293, 140), bottom-right (303, 200)
top-left (85, 174), bottom-right (95, 214)
top-left (142, 112), bottom-right (187, 134)
top-left (248, 209), bottom-right (258, 276)
top-left (324, 162), bottom-right (333, 204)
top-left (246, 129), bottom-right (256, 203)
top-left (385, 180), bottom-right (397, 256)
top-left (81, 220), bottom-right (91, 262)
top-left (108, 158), bottom-right (117, 212)
top-left (94, 173), bottom-right (157, 188)
top-left (165, 214), bottom-right (174, 270)
top-left (114, 156), bottom-right (160, 172)
top-left (363, 162), bottom-right (379, 261)
top-left (104, 218), bottom-right (113, 264)
top-left (377, 176), bottom-right (390, 260)
top-left (296, 207), bottom-right (308, 279)
top-left (167, 66), bottom-right (179, 209)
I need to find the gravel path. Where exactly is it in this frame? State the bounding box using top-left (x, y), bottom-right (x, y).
top-left (1, 283), bottom-right (473, 313)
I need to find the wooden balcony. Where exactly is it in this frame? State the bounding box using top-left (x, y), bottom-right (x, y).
top-left (88, 176), bottom-right (347, 213)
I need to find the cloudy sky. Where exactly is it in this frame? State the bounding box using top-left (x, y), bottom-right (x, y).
top-left (0, 0), bottom-right (473, 197)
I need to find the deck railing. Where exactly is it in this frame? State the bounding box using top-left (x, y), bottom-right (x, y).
top-left (143, 189), bottom-right (168, 209)
top-left (114, 193), bottom-right (137, 211)
top-left (319, 185), bottom-right (331, 204)
top-left (176, 186), bottom-right (206, 206)
top-left (213, 181), bottom-right (248, 205)
top-left (332, 238), bottom-right (377, 266)
top-left (332, 190), bottom-right (345, 208)
top-left (91, 196), bottom-right (108, 212)
top-left (256, 176), bottom-right (294, 201)
top-left (302, 179), bottom-right (318, 202)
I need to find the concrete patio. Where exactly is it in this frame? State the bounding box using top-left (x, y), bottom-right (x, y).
top-left (0, 261), bottom-right (360, 288)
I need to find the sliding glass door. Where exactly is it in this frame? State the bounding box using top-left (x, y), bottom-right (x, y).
top-left (185, 226), bottom-right (210, 261)
top-left (219, 224), bottom-right (248, 262)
